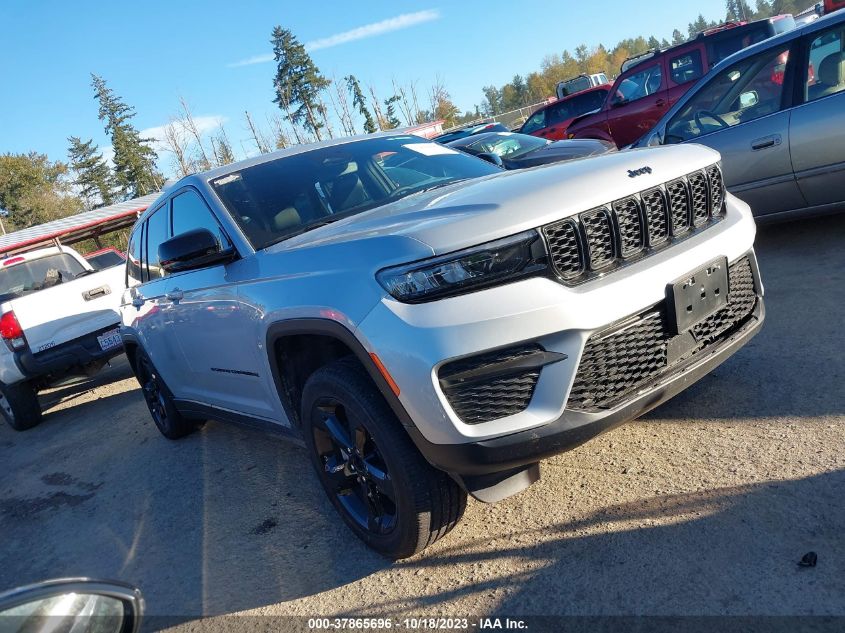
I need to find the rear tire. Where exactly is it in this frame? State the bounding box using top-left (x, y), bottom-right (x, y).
top-left (134, 349), bottom-right (197, 440)
top-left (0, 381), bottom-right (42, 431)
top-left (302, 356), bottom-right (466, 559)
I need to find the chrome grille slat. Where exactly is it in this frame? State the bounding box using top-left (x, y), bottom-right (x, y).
top-left (542, 163), bottom-right (725, 285)
top-left (613, 197), bottom-right (644, 257)
top-left (641, 188), bottom-right (669, 246)
top-left (689, 170), bottom-right (709, 227)
top-left (581, 207), bottom-right (615, 270)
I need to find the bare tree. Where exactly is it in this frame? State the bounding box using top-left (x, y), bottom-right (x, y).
top-left (392, 78), bottom-right (415, 127)
top-left (330, 75), bottom-right (356, 136)
top-left (244, 110), bottom-right (272, 155)
top-left (179, 97), bottom-right (212, 171)
top-left (409, 81), bottom-right (424, 123)
top-left (267, 114), bottom-right (292, 149)
top-left (368, 83), bottom-right (387, 131)
top-left (162, 118), bottom-right (194, 177)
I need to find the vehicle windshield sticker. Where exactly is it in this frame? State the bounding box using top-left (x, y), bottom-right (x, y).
top-left (213, 173), bottom-right (242, 186)
top-left (403, 143), bottom-right (460, 156)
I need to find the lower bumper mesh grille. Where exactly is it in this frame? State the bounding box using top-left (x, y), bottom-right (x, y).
top-left (567, 256), bottom-right (759, 411)
top-left (439, 344), bottom-right (543, 424)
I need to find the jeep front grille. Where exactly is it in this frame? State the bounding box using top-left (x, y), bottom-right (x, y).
top-left (543, 163), bottom-right (726, 284)
top-left (567, 255), bottom-right (758, 411)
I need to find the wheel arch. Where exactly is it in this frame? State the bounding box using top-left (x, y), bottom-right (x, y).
top-left (265, 319), bottom-right (416, 431)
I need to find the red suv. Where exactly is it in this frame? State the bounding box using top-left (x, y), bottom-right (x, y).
top-left (567, 15), bottom-right (796, 147)
top-left (518, 84), bottom-right (610, 140)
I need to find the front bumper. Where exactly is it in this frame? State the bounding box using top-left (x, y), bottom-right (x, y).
top-left (14, 324), bottom-right (123, 381)
top-left (407, 297), bottom-right (764, 476)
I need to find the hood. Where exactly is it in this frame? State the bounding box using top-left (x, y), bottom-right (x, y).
top-left (266, 143), bottom-right (721, 257)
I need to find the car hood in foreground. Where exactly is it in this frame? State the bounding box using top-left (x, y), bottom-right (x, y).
top-left (265, 143), bottom-right (721, 258)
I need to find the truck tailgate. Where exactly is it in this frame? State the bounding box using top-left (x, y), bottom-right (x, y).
top-left (9, 266), bottom-right (125, 354)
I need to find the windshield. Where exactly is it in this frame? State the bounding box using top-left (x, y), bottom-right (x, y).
top-left (0, 253), bottom-right (86, 300)
top-left (466, 133), bottom-right (549, 159)
top-left (86, 251), bottom-right (125, 270)
top-left (210, 136), bottom-right (500, 250)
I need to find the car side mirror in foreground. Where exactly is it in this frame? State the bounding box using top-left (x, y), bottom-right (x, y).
top-left (476, 152), bottom-right (504, 168)
top-left (0, 578), bottom-right (143, 633)
top-left (159, 228), bottom-right (235, 274)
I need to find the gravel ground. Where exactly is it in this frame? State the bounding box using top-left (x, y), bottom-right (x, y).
top-left (0, 213), bottom-right (843, 628)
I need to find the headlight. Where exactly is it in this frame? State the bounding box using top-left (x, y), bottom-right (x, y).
top-left (376, 230), bottom-right (547, 303)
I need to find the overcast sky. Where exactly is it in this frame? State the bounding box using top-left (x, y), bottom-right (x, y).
top-left (0, 0), bottom-right (726, 176)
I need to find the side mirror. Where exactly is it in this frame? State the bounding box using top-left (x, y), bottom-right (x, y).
top-left (0, 578), bottom-right (142, 633)
top-left (475, 152), bottom-right (504, 168)
top-left (739, 90), bottom-right (759, 108)
top-left (159, 228), bottom-right (235, 274)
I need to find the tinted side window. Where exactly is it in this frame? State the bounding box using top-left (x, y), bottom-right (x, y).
top-left (126, 222), bottom-right (145, 284)
top-left (171, 190), bottom-right (231, 249)
top-left (145, 205), bottom-right (170, 280)
top-left (665, 47), bottom-right (790, 143)
top-left (806, 25), bottom-right (845, 102)
top-left (671, 50), bottom-right (704, 85)
top-left (615, 63), bottom-right (663, 103)
top-left (520, 109), bottom-right (546, 133)
top-left (568, 89), bottom-right (608, 117)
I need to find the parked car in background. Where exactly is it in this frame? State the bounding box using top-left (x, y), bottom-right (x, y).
top-left (567, 15), bottom-right (797, 147)
top-left (85, 246), bottom-right (126, 270)
top-left (120, 133), bottom-right (763, 558)
top-left (0, 245), bottom-right (125, 430)
top-left (633, 11), bottom-right (845, 221)
top-left (555, 73), bottom-right (609, 99)
top-left (826, 0), bottom-right (845, 14)
top-left (518, 85), bottom-right (610, 140)
top-left (446, 131), bottom-right (614, 169)
top-left (432, 121), bottom-right (509, 144)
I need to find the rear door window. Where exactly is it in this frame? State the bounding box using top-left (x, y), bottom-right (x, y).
top-left (126, 222), bottom-right (145, 285)
top-left (670, 50), bottom-right (704, 85)
top-left (806, 25), bottom-right (845, 102)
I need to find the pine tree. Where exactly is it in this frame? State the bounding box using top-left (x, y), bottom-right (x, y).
top-left (383, 95), bottom-right (401, 129)
top-left (271, 27), bottom-right (331, 140)
top-left (672, 28), bottom-right (687, 45)
top-left (345, 75), bottom-right (377, 134)
top-left (91, 74), bottom-right (162, 199)
top-left (67, 136), bottom-right (116, 209)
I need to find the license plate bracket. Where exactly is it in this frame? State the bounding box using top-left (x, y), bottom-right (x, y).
top-left (97, 328), bottom-right (122, 351)
top-left (667, 257), bottom-right (729, 334)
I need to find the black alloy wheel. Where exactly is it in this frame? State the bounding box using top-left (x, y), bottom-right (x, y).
top-left (312, 400), bottom-right (398, 535)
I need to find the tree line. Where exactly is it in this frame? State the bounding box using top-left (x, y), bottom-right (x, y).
top-left (480, 0), bottom-right (817, 114)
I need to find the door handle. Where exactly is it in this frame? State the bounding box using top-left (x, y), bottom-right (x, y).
top-left (655, 98), bottom-right (666, 107)
top-left (165, 288), bottom-right (184, 302)
top-left (751, 134), bottom-right (781, 150)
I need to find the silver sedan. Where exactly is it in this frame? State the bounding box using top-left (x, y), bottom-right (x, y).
top-left (634, 10), bottom-right (845, 222)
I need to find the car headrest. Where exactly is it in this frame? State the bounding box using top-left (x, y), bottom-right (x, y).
top-left (818, 51), bottom-right (845, 87)
top-left (273, 207), bottom-right (301, 232)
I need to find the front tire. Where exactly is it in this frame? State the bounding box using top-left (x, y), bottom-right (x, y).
top-left (135, 349), bottom-right (197, 440)
top-left (302, 356), bottom-right (466, 559)
top-left (0, 380), bottom-right (42, 431)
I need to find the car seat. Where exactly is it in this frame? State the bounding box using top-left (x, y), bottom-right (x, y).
top-left (809, 51), bottom-right (845, 101)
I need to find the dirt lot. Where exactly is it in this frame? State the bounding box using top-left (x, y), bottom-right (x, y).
top-left (0, 213), bottom-right (843, 627)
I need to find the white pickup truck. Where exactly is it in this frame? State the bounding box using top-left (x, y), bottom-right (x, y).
top-left (0, 245), bottom-right (125, 430)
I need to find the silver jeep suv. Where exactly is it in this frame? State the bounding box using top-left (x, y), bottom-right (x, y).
top-left (120, 133), bottom-right (764, 558)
